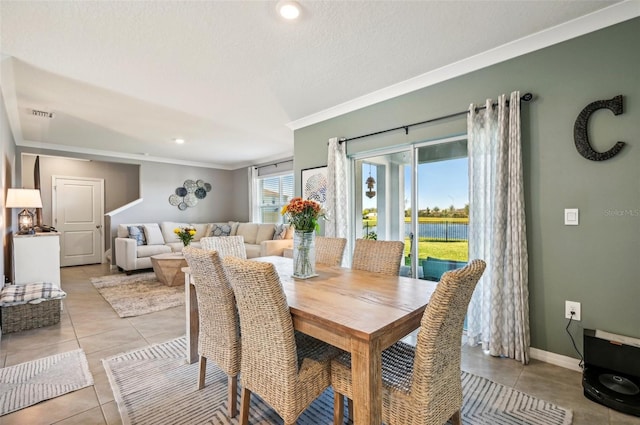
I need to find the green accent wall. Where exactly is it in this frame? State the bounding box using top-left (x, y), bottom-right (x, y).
top-left (293, 18), bottom-right (640, 358)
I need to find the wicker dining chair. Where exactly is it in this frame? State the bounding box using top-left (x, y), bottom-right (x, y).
top-left (200, 235), bottom-right (247, 259)
top-left (351, 238), bottom-right (405, 276)
top-left (182, 246), bottom-right (241, 418)
top-left (223, 256), bottom-right (337, 425)
top-left (315, 236), bottom-right (347, 266)
top-left (331, 259), bottom-right (486, 425)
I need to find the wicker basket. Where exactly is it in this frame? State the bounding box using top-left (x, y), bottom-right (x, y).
top-left (1, 299), bottom-right (61, 334)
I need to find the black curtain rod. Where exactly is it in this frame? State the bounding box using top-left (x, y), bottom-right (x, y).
top-left (338, 92), bottom-right (533, 144)
top-left (255, 159), bottom-right (293, 170)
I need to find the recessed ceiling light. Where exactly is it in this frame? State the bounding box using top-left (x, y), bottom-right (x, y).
top-left (174, 138), bottom-right (185, 145)
top-left (277, 0), bottom-right (301, 20)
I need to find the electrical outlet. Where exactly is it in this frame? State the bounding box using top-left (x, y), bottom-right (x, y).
top-left (565, 300), bottom-right (581, 321)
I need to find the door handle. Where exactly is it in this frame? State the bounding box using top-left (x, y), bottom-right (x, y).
top-left (96, 225), bottom-right (102, 229)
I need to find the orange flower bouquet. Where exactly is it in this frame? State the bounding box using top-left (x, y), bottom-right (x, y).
top-left (281, 197), bottom-right (325, 278)
top-left (281, 197), bottom-right (325, 232)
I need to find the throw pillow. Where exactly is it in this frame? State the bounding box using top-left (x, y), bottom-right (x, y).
top-left (273, 224), bottom-right (287, 240)
top-left (284, 224), bottom-right (294, 239)
top-left (228, 221), bottom-right (240, 236)
top-left (144, 224), bottom-right (165, 245)
top-left (0, 282), bottom-right (67, 306)
top-left (209, 223), bottom-right (232, 237)
top-left (127, 225), bottom-right (147, 246)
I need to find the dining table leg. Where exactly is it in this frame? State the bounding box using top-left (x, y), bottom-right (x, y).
top-left (184, 271), bottom-right (199, 364)
top-left (350, 337), bottom-right (382, 425)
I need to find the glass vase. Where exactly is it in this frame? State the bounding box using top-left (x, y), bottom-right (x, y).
top-left (293, 230), bottom-right (317, 279)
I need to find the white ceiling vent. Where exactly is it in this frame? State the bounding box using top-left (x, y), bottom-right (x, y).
top-left (31, 109), bottom-right (54, 119)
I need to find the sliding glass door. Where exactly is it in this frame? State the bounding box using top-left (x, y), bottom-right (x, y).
top-left (352, 135), bottom-right (468, 279)
top-left (414, 136), bottom-right (469, 279)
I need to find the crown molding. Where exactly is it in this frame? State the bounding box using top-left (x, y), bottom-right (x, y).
top-left (17, 139), bottom-right (294, 171)
top-left (287, 1), bottom-right (640, 131)
top-left (17, 140), bottom-right (233, 170)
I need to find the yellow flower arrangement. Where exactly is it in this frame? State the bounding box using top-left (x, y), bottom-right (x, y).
top-left (174, 226), bottom-right (196, 246)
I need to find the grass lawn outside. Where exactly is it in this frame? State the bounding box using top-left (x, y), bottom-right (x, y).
top-left (403, 239), bottom-right (469, 264)
top-left (362, 218), bottom-right (469, 264)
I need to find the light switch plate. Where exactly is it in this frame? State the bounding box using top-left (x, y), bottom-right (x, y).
top-left (565, 208), bottom-right (579, 225)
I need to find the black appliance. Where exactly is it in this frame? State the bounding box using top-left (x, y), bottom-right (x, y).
top-left (582, 328), bottom-right (640, 417)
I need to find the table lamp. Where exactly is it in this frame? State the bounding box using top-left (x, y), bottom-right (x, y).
top-left (5, 188), bottom-right (43, 235)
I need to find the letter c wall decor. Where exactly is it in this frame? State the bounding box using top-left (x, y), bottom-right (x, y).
top-left (573, 95), bottom-right (626, 161)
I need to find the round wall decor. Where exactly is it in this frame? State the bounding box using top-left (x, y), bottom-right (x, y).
top-left (184, 179), bottom-right (197, 192)
top-left (169, 179), bottom-right (211, 210)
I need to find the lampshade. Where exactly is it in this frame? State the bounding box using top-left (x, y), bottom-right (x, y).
top-left (6, 188), bottom-right (43, 234)
top-left (6, 188), bottom-right (43, 209)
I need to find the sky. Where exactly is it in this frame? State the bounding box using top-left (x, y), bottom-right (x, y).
top-left (362, 157), bottom-right (468, 211)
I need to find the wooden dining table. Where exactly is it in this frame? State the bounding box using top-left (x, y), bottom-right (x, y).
top-left (183, 256), bottom-right (437, 425)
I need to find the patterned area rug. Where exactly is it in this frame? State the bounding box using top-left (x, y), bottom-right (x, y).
top-left (0, 349), bottom-right (93, 416)
top-left (91, 272), bottom-right (184, 317)
top-left (103, 337), bottom-right (573, 425)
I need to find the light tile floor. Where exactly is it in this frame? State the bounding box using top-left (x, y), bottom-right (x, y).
top-left (1, 263), bottom-right (638, 425)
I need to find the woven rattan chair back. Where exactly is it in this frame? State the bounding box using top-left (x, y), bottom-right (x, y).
top-left (200, 235), bottom-right (247, 259)
top-left (331, 259), bottom-right (486, 425)
top-left (315, 236), bottom-right (347, 266)
top-left (351, 238), bottom-right (404, 276)
top-left (182, 246), bottom-right (241, 417)
top-left (409, 259), bottom-right (486, 423)
top-left (223, 256), bottom-right (334, 425)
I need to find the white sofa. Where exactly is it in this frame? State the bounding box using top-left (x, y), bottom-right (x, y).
top-left (115, 221), bottom-right (293, 273)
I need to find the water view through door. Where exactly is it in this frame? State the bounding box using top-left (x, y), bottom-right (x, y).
top-left (354, 136), bottom-right (469, 279)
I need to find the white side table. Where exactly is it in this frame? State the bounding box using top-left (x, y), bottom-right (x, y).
top-left (13, 232), bottom-right (61, 288)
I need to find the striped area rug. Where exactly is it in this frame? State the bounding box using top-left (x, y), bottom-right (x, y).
top-left (103, 337), bottom-right (572, 425)
top-left (0, 349), bottom-right (94, 416)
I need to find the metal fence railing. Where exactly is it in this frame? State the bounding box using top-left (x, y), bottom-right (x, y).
top-left (363, 220), bottom-right (469, 242)
top-left (406, 221), bottom-right (468, 242)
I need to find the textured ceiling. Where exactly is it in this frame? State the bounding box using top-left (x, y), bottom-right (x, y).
top-left (0, 1), bottom-right (633, 169)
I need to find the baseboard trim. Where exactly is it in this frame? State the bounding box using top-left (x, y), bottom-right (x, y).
top-left (530, 347), bottom-right (583, 372)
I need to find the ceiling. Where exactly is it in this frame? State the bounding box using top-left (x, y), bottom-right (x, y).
top-left (1, 1), bottom-right (635, 170)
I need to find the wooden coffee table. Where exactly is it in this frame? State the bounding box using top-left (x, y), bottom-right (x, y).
top-left (150, 253), bottom-right (188, 287)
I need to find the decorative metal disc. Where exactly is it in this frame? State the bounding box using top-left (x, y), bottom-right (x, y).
top-left (184, 193), bottom-right (198, 207)
top-left (178, 202), bottom-right (188, 211)
top-left (196, 179), bottom-right (205, 188)
top-left (204, 183), bottom-right (212, 192)
top-left (195, 187), bottom-right (207, 199)
top-left (183, 179), bottom-right (197, 192)
top-left (168, 194), bottom-right (181, 206)
top-left (175, 187), bottom-right (188, 197)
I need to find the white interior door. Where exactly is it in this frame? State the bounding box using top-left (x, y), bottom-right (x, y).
top-left (53, 176), bottom-right (104, 266)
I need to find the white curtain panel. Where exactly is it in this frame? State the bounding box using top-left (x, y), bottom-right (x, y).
top-left (325, 137), bottom-right (349, 241)
top-left (248, 166), bottom-right (258, 223)
top-left (467, 91), bottom-right (530, 364)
